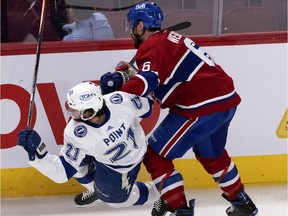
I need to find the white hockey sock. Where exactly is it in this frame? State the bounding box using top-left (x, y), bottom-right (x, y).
top-left (107, 181), bottom-right (160, 208)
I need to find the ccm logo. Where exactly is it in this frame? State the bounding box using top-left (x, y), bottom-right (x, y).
top-left (80, 93), bottom-right (95, 101)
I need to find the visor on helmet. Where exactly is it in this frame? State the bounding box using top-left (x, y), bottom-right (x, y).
top-left (65, 82), bottom-right (104, 121)
top-left (124, 19), bottom-right (134, 32)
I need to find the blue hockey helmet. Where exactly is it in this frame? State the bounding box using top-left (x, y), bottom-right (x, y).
top-left (126, 2), bottom-right (163, 31)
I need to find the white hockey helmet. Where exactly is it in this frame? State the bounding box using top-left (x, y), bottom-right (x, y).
top-left (65, 82), bottom-right (104, 121)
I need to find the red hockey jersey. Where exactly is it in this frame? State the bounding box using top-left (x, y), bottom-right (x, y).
top-left (120, 30), bottom-right (241, 118)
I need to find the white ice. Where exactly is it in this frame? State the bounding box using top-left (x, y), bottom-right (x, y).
top-left (1, 184), bottom-right (287, 216)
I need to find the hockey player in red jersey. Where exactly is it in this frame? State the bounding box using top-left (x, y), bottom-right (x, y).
top-left (100, 2), bottom-right (258, 216)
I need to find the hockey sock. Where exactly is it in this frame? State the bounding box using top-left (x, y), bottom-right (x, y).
top-left (143, 145), bottom-right (187, 210)
top-left (155, 170), bottom-right (187, 210)
top-left (133, 182), bottom-right (159, 205)
top-left (196, 149), bottom-right (244, 200)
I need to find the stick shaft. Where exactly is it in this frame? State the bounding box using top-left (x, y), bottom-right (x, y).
top-left (166, 21), bottom-right (191, 32)
top-left (66, 4), bottom-right (136, 11)
top-left (27, 0), bottom-right (46, 129)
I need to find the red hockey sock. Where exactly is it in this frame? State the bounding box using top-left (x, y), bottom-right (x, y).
top-left (196, 149), bottom-right (244, 200)
top-left (143, 146), bottom-right (187, 209)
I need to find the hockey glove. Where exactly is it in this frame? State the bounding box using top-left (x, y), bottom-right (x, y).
top-left (18, 129), bottom-right (47, 161)
top-left (115, 61), bottom-right (138, 80)
top-left (100, 71), bottom-right (125, 95)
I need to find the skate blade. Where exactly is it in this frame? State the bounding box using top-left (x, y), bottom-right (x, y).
top-left (76, 200), bottom-right (103, 208)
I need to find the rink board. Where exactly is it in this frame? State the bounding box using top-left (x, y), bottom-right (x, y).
top-left (1, 154), bottom-right (287, 198)
top-left (1, 33), bottom-right (287, 197)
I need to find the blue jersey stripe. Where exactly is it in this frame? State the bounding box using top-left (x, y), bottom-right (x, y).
top-left (59, 155), bottom-right (77, 179)
top-left (165, 50), bottom-right (203, 85)
top-left (137, 71), bottom-right (159, 96)
top-left (154, 51), bottom-right (204, 102)
top-left (134, 182), bottom-right (149, 205)
top-left (104, 163), bottom-right (135, 169)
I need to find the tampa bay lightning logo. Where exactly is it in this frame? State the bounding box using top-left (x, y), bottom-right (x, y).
top-left (110, 93), bottom-right (123, 104)
top-left (74, 125), bottom-right (88, 138)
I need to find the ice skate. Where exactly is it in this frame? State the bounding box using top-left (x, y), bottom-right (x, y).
top-left (74, 190), bottom-right (102, 207)
top-left (151, 197), bottom-right (173, 216)
top-left (171, 199), bottom-right (195, 216)
top-left (152, 198), bottom-right (195, 216)
top-left (223, 189), bottom-right (258, 216)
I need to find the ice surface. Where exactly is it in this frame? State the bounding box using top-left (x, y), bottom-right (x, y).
top-left (1, 185), bottom-right (287, 216)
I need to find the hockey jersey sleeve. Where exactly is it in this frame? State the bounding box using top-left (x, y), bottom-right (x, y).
top-left (29, 152), bottom-right (77, 184)
top-left (28, 136), bottom-right (93, 189)
top-left (119, 73), bottom-right (159, 97)
top-left (109, 91), bottom-right (154, 118)
top-left (119, 44), bottom-right (160, 96)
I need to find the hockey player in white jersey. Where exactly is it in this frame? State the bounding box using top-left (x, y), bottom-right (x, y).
top-left (17, 82), bottom-right (159, 208)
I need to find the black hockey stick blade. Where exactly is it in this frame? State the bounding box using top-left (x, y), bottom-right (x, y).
top-left (129, 21), bottom-right (192, 64)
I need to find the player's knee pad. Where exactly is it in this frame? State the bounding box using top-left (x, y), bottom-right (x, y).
top-left (143, 145), bottom-right (175, 180)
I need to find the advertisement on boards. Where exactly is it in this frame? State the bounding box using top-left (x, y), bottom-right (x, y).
top-left (1, 44), bottom-right (287, 170)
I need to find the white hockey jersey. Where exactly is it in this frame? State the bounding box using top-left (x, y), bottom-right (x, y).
top-left (29, 92), bottom-right (153, 186)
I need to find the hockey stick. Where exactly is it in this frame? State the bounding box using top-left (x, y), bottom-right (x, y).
top-left (163, 21), bottom-right (192, 32)
top-left (66, 4), bottom-right (137, 12)
top-left (27, 0), bottom-right (46, 129)
top-left (129, 21), bottom-right (191, 65)
top-left (66, 0), bottom-right (151, 11)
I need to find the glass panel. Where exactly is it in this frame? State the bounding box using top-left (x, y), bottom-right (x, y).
top-left (2, 0), bottom-right (71, 42)
top-left (221, 0), bottom-right (287, 34)
top-left (1, 0), bottom-right (286, 43)
top-left (162, 0), bottom-right (214, 36)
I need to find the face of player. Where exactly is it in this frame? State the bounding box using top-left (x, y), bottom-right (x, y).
top-left (65, 102), bottom-right (96, 121)
top-left (129, 21), bottom-right (145, 49)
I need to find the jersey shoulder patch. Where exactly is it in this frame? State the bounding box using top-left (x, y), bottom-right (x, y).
top-left (74, 125), bottom-right (88, 138)
top-left (109, 93), bottom-right (123, 104)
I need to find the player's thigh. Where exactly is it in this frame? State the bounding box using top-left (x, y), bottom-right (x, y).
top-left (193, 107), bottom-right (237, 158)
top-left (148, 112), bottom-right (198, 158)
top-left (148, 108), bottom-right (237, 159)
top-left (94, 162), bottom-right (141, 203)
